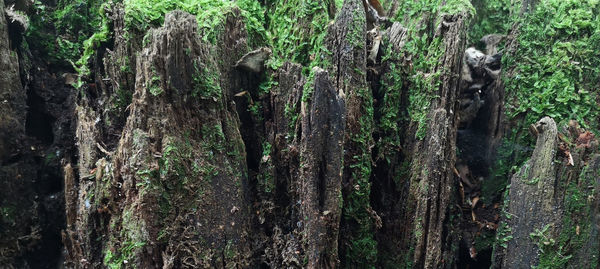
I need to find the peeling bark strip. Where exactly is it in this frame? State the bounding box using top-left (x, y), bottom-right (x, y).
top-left (299, 68), bottom-right (345, 268)
top-left (408, 11), bottom-right (470, 269)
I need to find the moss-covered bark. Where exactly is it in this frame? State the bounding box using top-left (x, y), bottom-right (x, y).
top-left (3, 0), bottom-right (600, 268)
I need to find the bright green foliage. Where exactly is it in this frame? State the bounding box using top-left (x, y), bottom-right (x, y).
top-left (236, 0), bottom-right (268, 47)
top-left (504, 0), bottom-right (600, 131)
top-left (494, 0), bottom-right (600, 185)
top-left (265, 0), bottom-right (332, 69)
top-left (26, 0), bottom-right (107, 68)
top-left (439, 0), bottom-right (476, 16)
top-left (123, 0), bottom-right (266, 45)
top-left (75, 3), bottom-right (111, 76)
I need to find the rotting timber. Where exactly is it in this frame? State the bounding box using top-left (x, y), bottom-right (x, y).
top-left (1, 0), bottom-right (599, 268)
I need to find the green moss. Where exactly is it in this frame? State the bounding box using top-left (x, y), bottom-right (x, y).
top-left (474, 228), bottom-right (496, 253)
top-left (104, 207), bottom-right (147, 269)
top-left (75, 2), bottom-right (111, 77)
top-left (532, 164), bottom-right (599, 268)
top-left (148, 74), bottom-right (163, 96)
top-left (115, 86), bottom-right (133, 110)
top-left (200, 124), bottom-right (226, 153)
top-left (495, 221), bottom-right (513, 249)
top-left (504, 0), bottom-right (600, 134)
top-left (488, 1), bottom-right (600, 223)
top-left (224, 239), bottom-right (235, 259)
top-left (346, 7), bottom-right (366, 48)
top-left (265, 0), bottom-right (332, 69)
top-left (481, 137), bottom-right (526, 204)
top-left (123, 0), bottom-right (266, 45)
top-left (236, 0), bottom-right (268, 47)
top-left (192, 59), bottom-right (221, 100)
top-left (406, 34), bottom-right (444, 140)
top-left (439, 0), bottom-right (476, 16)
top-left (104, 240), bottom-right (146, 269)
top-left (389, 0), bottom-right (468, 140)
top-left (0, 206), bottom-right (16, 226)
top-left (376, 57), bottom-right (403, 163)
top-left (259, 141), bottom-right (274, 193)
top-left (343, 85), bottom-right (378, 267)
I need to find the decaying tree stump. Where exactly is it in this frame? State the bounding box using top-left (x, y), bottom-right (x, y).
top-left (494, 117), bottom-right (600, 268)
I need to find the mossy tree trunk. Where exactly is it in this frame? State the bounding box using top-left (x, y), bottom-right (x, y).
top-left (2, 0), bottom-right (600, 268)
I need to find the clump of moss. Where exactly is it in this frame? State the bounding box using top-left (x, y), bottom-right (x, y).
top-left (265, 0), bottom-right (332, 70)
top-left (104, 207), bottom-right (147, 269)
top-left (123, 0), bottom-right (266, 45)
top-left (376, 50), bottom-right (404, 163)
top-left (504, 0), bottom-right (600, 133)
top-left (192, 59), bottom-right (221, 100)
top-left (491, 0), bottom-right (600, 192)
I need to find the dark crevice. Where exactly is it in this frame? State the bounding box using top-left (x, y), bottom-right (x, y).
top-left (2, 153), bottom-right (22, 165)
top-left (455, 44), bottom-right (504, 268)
top-left (25, 157), bottom-right (66, 269)
top-left (25, 91), bottom-right (55, 145)
top-left (16, 44), bottom-right (77, 267)
top-left (235, 72), bottom-right (264, 175)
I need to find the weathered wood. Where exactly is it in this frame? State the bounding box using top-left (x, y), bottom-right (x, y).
top-left (499, 117), bottom-right (560, 268)
top-left (324, 0), bottom-right (376, 266)
top-left (299, 68), bottom-right (346, 268)
top-left (0, 0), bottom-right (25, 162)
top-left (408, 11), bottom-right (471, 268)
top-left (0, 1), bottom-right (36, 266)
top-left (66, 11), bottom-right (252, 268)
top-left (495, 118), bottom-right (600, 268)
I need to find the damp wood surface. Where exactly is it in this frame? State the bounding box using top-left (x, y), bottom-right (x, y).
top-left (1, 0), bottom-right (599, 268)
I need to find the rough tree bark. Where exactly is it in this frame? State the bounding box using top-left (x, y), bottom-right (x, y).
top-left (299, 68), bottom-right (345, 268)
top-left (494, 117), bottom-right (600, 268)
top-left (0, 0), bottom-right (32, 264)
top-left (65, 11), bottom-right (252, 268)
top-left (2, 0), bottom-right (74, 266)
top-left (408, 12), bottom-right (470, 268)
top-left (3, 0), bottom-right (599, 268)
top-left (497, 117), bottom-right (561, 268)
